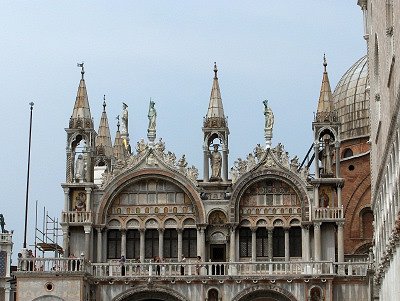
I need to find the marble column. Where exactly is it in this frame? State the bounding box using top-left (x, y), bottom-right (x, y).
top-left (197, 227), bottom-right (201, 257)
top-left (229, 225), bottom-right (236, 262)
top-left (314, 222), bottom-right (322, 261)
top-left (251, 227), bottom-right (257, 262)
top-left (200, 227), bottom-right (206, 260)
top-left (63, 187), bottom-right (70, 212)
top-left (302, 225), bottom-right (310, 261)
top-left (284, 228), bottom-right (290, 261)
top-left (335, 142), bottom-right (340, 177)
top-left (121, 229), bottom-right (126, 257)
top-left (267, 228), bottom-right (273, 260)
top-left (84, 225), bottom-right (91, 260)
top-left (222, 147), bottom-right (229, 182)
top-left (97, 227), bottom-right (103, 262)
top-left (337, 222), bottom-right (344, 262)
top-left (203, 148), bottom-right (210, 182)
top-left (62, 225), bottom-right (69, 258)
top-left (314, 142), bottom-right (320, 178)
top-left (158, 228), bottom-right (164, 258)
top-left (337, 185), bottom-right (343, 207)
top-left (103, 230), bottom-right (107, 261)
top-left (177, 229), bottom-right (183, 261)
top-left (85, 187), bottom-right (92, 211)
top-left (139, 228), bottom-right (145, 262)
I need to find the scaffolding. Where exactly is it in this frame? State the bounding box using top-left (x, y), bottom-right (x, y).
top-left (33, 201), bottom-right (63, 258)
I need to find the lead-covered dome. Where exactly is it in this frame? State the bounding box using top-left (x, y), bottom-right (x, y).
top-left (333, 56), bottom-right (369, 141)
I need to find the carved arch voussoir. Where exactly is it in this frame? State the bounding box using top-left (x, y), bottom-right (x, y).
top-left (113, 284), bottom-right (190, 301)
top-left (231, 284), bottom-right (298, 301)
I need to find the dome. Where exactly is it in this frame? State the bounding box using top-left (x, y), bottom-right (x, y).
top-left (333, 56), bottom-right (370, 141)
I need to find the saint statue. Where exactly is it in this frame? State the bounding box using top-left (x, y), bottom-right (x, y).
top-left (210, 144), bottom-right (222, 180)
top-left (0, 214), bottom-right (5, 233)
top-left (148, 100), bottom-right (157, 131)
top-left (263, 100), bottom-right (274, 131)
top-left (75, 154), bottom-right (85, 182)
top-left (120, 103), bottom-right (129, 135)
top-left (322, 136), bottom-right (333, 175)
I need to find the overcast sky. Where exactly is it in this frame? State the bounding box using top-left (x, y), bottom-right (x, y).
top-left (0, 1), bottom-right (365, 260)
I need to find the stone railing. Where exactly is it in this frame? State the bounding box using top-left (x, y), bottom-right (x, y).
top-left (313, 206), bottom-right (343, 220)
top-left (62, 211), bottom-right (92, 224)
top-left (16, 259), bottom-right (369, 279)
top-left (0, 232), bottom-right (13, 243)
top-left (17, 257), bottom-right (90, 273)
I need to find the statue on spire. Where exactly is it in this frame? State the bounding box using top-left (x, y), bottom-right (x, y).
top-left (120, 103), bottom-right (129, 135)
top-left (147, 99), bottom-right (157, 144)
top-left (263, 100), bottom-right (274, 148)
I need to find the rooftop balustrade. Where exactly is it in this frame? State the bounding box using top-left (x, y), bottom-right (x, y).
top-left (16, 258), bottom-right (369, 279)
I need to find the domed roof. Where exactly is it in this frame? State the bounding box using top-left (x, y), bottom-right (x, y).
top-left (333, 55), bottom-right (369, 141)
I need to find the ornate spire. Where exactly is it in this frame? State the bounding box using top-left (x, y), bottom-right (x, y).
top-left (113, 118), bottom-right (125, 161)
top-left (96, 95), bottom-right (113, 157)
top-left (316, 54), bottom-right (334, 120)
top-left (204, 62), bottom-right (226, 127)
top-left (69, 63), bottom-right (93, 129)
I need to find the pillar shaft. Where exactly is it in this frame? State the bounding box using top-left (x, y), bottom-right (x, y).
top-left (222, 149), bottom-right (228, 182)
top-left (302, 226), bottom-right (310, 261)
top-left (284, 228), bottom-right (290, 261)
top-left (121, 230), bottom-right (126, 257)
top-left (203, 149), bottom-right (209, 182)
top-left (229, 226), bottom-right (236, 262)
top-left (177, 229), bottom-right (183, 261)
top-left (337, 222), bottom-right (344, 262)
top-left (139, 229), bottom-right (145, 262)
top-left (314, 223), bottom-right (321, 261)
top-left (158, 229), bottom-right (164, 258)
top-left (97, 228), bottom-right (102, 262)
top-left (267, 228), bottom-right (273, 260)
top-left (251, 227), bottom-right (257, 261)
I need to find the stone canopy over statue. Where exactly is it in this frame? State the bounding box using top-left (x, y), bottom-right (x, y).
top-left (210, 144), bottom-right (222, 181)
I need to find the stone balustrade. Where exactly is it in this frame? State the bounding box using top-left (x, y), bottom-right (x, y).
top-left (62, 211), bottom-right (92, 224)
top-left (313, 206), bottom-right (343, 220)
top-left (16, 258), bottom-right (369, 279)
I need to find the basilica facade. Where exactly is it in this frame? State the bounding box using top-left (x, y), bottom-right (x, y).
top-left (11, 55), bottom-right (373, 301)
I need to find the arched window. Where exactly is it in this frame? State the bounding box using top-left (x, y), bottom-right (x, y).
top-left (126, 230), bottom-right (140, 259)
top-left (239, 228), bottom-right (252, 257)
top-left (289, 227), bottom-right (302, 257)
top-left (362, 209), bottom-right (374, 239)
top-left (182, 229), bottom-right (197, 258)
top-left (273, 227), bottom-right (285, 257)
top-left (145, 229), bottom-right (159, 259)
top-left (207, 289), bottom-right (219, 301)
top-left (342, 148), bottom-right (353, 158)
top-left (163, 229), bottom-right (178, 258)
top-left (107, 230), bottom-right (121, 259)
top-left (256, 228), bottom-right (268, 257)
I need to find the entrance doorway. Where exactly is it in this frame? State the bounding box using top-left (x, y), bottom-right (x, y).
top-left (210, 244), bottom-right (226, 275)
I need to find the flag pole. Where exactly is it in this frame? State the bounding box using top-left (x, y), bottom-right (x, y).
top-left (23, 102), bottom-right (34, 249)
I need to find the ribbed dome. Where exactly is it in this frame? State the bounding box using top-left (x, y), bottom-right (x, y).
top-left (333, 56), bottom-right (369, 141)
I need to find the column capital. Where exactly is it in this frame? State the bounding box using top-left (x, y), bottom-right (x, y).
top-left (283, 226), bottom-right (290, 231)
top-left (158, 228), bottom-right (165, 234)
top-left (139, 228), bottom-right (145, 233)
top-left (314, 222), bottom-right (322, 229)
top-left (336, 221), bottom-right (345, 228)
top-left (301, 223), bottom-right (311, 230)
top-left (197, 224), bottom-right (207, 231)
top-left (267, 227), bottom-right (274, 233)
top-left (250, 226), bottom-right (258, 233)
top-left (176, 228), bottom-right (183, 234)
top-left (63, 187), bottom-right (70, 194)
top-left (229, 223), bottom-right (238, 231)
top-left (85, 187), bottom-right (92, 193)
top-left (120, 228), bottom-right (127, 234)
top-left (84, 225), bottom-right (92, 234)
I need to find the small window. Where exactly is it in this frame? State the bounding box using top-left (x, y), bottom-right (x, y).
top-left (342, 148), bottom-right (353, 158)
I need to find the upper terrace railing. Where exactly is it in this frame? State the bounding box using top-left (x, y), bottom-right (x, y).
top-left (62, 211), bottom-right (92, 224)
top-left (16, 258), bottom-right (369, 279)
top-left (313, 206), bottom-right (343, 220)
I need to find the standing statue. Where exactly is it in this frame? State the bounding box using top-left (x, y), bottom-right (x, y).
top-left (210, 144), bottom-right (222, 181)
top-left (322, 136), bottom-right (333, 175)
top-left (148, 100), bottom-right (157, 131)
top-left (75, 154), bottom-right (85, 182)
top-left (0, 214), bottom-right (5, 233)
top-left (120, 103), bottom-right (129, 135)
top-left (263, 100), bottom-right (274, 131)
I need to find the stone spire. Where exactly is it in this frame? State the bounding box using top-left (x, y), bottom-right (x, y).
top-left (69, 63), bottom-right (93, 129)
top-left (113, 120), bottom-right (125, 161)
top-left (96, 96), bottom-right (113, 157)
top-left (205, 62), bottom-right (226, 122)
top-left (316, 55), bottom-right (334, 118)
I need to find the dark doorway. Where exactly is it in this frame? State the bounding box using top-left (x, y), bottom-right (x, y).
top-left (210, 244), bottom-right (226, 275)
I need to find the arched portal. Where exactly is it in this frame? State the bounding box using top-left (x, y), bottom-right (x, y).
top-left (113, 285), bottom-right (189, 301)
top-left (232, 285), bottom-right (298, 301)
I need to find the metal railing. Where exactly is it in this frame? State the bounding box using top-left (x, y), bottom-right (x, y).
top-left (17, 258), bottom-right (369, 278)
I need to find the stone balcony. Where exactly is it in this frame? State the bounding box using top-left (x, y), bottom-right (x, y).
top-left (15, 258), bottom-right (369, 280)
top-left (62, 211), bottom-right (92, 224)
top-left (313, 206), bottom-right (344, 221)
